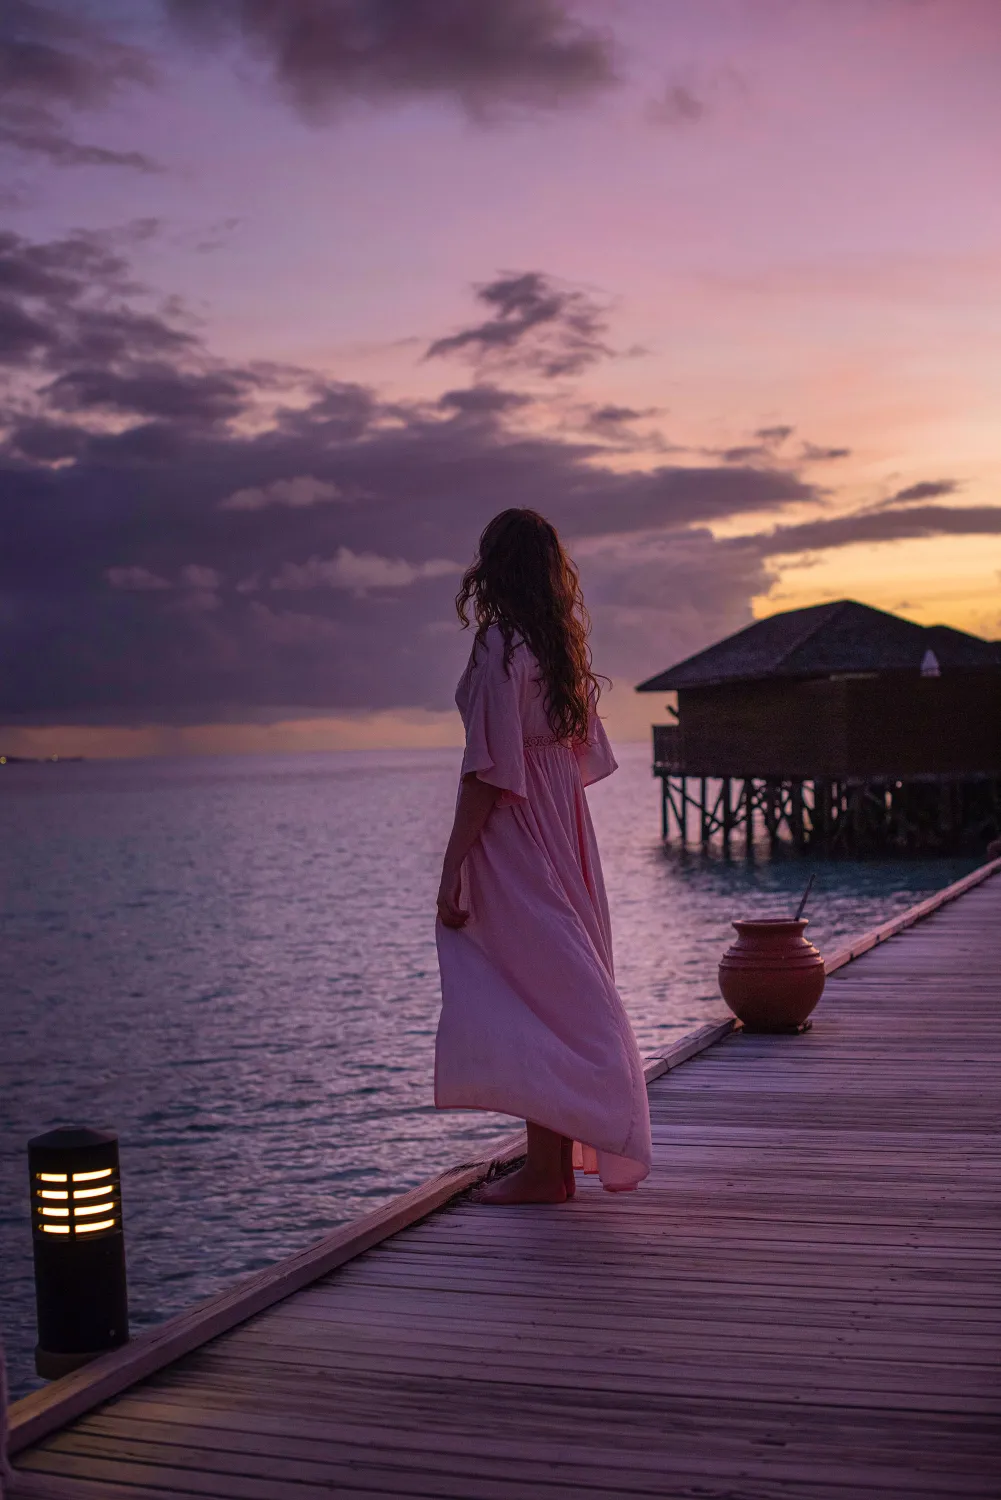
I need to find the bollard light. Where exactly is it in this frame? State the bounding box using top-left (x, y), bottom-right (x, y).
top-left (28, 1126), bottom-right (129, 1379)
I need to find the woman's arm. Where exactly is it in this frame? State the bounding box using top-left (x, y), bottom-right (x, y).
top-left (437, 772), bottom-right (501, 928)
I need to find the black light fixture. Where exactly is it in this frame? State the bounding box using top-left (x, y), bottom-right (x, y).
top-left (28, 1126), bottom-right (129, 1379)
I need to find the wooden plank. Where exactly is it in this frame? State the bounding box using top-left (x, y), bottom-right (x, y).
top-left (8, 1473), bottom-right (195, 1500)
top-left (641, 1016), bottom-right (738, 1082)
top-left (241, 1297), bottom-right (1001, 1355)
top-left (68, 1415), bottom-right (998, 1494)
top-left (21, 1415), bottom-right (1001, 1500)
top-left (131, 1370), bottom-right (999, 1453)
top-left (100, 1389), bottom-right (1001, 1463)
top-left (16, 1442), bottom-right (993, 1500)
top-left (217, 1322), bottom-right (1000, 1391)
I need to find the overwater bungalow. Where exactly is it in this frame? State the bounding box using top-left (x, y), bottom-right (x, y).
top-left (636, 599), bottom-right (1001, 853)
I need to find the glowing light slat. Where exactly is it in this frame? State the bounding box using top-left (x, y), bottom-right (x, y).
top-left (42, 1224), bottom-right (70, 1234)
top-left (40, 1189), bottom-right (68, 1200)
top-left (40, 1206), bottom-right (70, 1217)
top-left (38, 1173), bottom-right (68, 1183)
top-left (72, 1168), bottom-right (112, 1182)
top-left (73, 1184), bottom-right (113, 1199)
top-left (74, 1201), bottom-right (117, 1217)
top-left (75, 1218), bottom-right (114, 1234)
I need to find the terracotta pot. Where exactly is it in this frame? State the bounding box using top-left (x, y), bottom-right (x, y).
top-left (718, 918), bottom-right (825, 1032)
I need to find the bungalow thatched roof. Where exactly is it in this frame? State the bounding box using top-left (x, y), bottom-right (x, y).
top-left (636, 599), bottom-right (1001, 692)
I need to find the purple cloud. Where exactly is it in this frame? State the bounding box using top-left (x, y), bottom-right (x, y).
top-left (166, 0), bottom-right (616, 118)
top-left (426, 271), bottom-right (613, 379)
top-left (0, 1), bottom-right (158, 170)
top-left (893, 479), bottom-right (959, 503)
top-left (748, 503), bottom-right (1001, 556)
top-left (4, 228), bottom-right (996, 729)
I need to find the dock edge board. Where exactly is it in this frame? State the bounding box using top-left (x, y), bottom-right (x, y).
top-left (7, 853), bottom-right (1000, 1461)
top-left (822, 852), bottom-right (1001, 974)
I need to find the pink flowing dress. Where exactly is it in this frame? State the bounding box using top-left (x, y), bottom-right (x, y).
top-left (434, 625), bottom-right (652, 1191)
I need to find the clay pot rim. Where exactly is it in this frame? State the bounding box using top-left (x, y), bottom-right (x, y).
top-left (731, 916), bottom-right (810, 933)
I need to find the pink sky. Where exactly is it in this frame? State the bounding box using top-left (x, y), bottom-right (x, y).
top-left (2, 0), bottom-right (999, 754)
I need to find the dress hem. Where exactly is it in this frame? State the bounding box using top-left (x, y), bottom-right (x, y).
top-left (433, 1091), bottom-right (651, 1181)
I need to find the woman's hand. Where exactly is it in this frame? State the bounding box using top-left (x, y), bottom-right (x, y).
top-left (436, 773), bottom-right (500, 928)
top-left (436, 863), bottom-right (468, 928)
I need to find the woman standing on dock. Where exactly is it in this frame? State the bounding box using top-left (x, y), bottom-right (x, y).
top-left (435, 509), bottom-right (652, 1203)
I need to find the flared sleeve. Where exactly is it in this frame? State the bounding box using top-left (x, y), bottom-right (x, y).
top-left (459, 632), bottom-right (528, 805)
top-left (574, 703), bottom-right (618, 788)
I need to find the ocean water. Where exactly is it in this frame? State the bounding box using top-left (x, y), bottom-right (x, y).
top-left (0, 744), bottom-right (979, 1399)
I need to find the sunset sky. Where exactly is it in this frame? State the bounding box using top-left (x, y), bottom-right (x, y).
top-left (2, 0), bottom-right (1000, 754)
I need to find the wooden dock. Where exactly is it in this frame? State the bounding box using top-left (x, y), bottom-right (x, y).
top-left (7, 860), bottom-right (1001, 1499)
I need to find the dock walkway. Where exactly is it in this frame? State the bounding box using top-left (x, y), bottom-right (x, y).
top-left (8, 862), bottom-right (1001, 1498)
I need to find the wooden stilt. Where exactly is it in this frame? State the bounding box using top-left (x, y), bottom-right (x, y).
top-left (819, 778), bottom-right (832, 849)
top-left (791, 781), bottom-right (804, 848)
top-left (649, 731), bottom-right (1001, 856)
top-left (763, 778), bottom-right (778, 844)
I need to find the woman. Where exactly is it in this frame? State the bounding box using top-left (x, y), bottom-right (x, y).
top-left (435, 509), bottom-right (652, 1203)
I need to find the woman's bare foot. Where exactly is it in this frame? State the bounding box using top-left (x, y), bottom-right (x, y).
top-left (475, 1163), bottom-right (567, 1205)
top-left (475, 1122), bottom-right (570, 1205)
top-left (561, 1136), bottom-right (576, 1200)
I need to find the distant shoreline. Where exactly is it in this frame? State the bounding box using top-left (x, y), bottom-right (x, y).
top-left (0, 755), bottom-right (85, 765)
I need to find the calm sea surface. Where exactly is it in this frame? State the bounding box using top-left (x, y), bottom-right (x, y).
top-left (0, 745), bottom-right (978, 1398)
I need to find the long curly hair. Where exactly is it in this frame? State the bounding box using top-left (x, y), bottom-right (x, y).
top-left (456, 509), bottom-right (603, 743)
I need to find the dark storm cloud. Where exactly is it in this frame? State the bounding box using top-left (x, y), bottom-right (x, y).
top-left (6, 229), bottom-right (997, 727)
top-left (709, 425), bottom-right (790, 463)
top-left (274, 380), bottom-right (378, 443)
top-left (712, 426), bottom-right (851, 467)
top-left (6, 417), bottom-right (88, 462)
top-left (45, 363), bottom-right (258, 424)
top-left (165, 0), bottom-right (616, 118)
top-left (574, 528), bottom-right (779, 688)
top-left (3, 0), bottom-right (614, 181)
top-left (718, 443), bottom-right (768, 464)
top-left (0, 227), bottom-right (134, 305)
top-left (0, 398), bottom-right (822, 720)
top-left (892, 479), bottom-right (958, 503)
top-left (437, 384), bottom-right (534, 416)
top-left (0, 296), bottom-right (51, 363)
top-left (0, 229), bottom-right (191, 371)
top-left (572, 403), bottom-right (670, 455)
top-left (800, 442), bottom-right (851, 461)
top-left (583, 404), bottom-right (660, 437)
top-left (0, 1), bottom-right (158, 171)
top-left (748, 503), bottom-right (1001, 557)
top-left (588, 405), bottom-right (644, 426)
top-left (0, 228), bottom-right (822, 722)
top-left (0, 3), bottom-right (150, 106)
top-left (0, 124), bottom-right (155, 170)
top-left (426, 272), bottom-right (613, 378)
